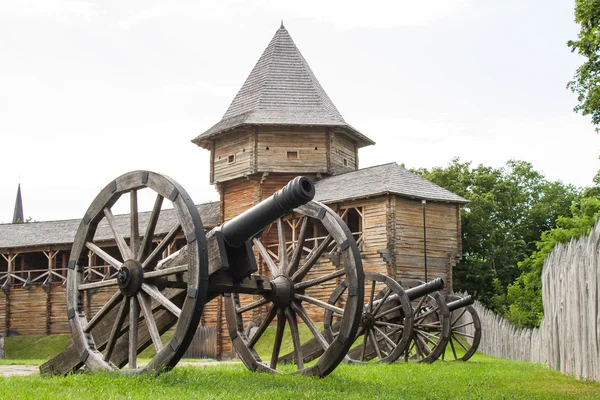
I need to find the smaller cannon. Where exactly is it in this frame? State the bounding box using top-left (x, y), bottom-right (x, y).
top-left (41, 171), bottom-right (365, 377)
top-left (397, 280), bottom-right (481, 363)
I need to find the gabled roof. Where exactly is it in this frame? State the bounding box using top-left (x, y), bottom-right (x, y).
top-left (314, 163), bottom-right (469, 204)
top-left (192, 24), bottom-right (374, 149)
top-left (0, 202), bottom-right (220, 251)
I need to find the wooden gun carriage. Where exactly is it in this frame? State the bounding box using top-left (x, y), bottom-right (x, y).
top-left (42, 171), bottom-right (479, 378)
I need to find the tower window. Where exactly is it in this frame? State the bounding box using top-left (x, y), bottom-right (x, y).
top-left (266, 146), bottom-right (270, 150)
top-left (228, 154), bottom-right (235, 164)
top-left (343, 158), bottom-right (348, 166)
top-left (287, 151), bottom-right (299, 159)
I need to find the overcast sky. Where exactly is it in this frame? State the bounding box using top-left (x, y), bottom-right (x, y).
top-left (0, 0), bottom-right (597, 223)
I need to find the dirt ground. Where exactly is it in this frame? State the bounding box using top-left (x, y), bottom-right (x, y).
top-left (0, 360), bottom-right (239, 377)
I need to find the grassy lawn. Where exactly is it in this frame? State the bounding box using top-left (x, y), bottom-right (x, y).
top-left (0, 353), bottom-right (597, 399)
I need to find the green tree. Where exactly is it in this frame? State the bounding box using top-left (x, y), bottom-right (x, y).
top-left (567, 0), bottom-right (600, 129)
top-left (414, 159), bottom-right (580, 310)
top-left (502, 196), bottom-right (600, 328)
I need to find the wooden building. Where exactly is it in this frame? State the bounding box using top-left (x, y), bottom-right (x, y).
top-left (0, 24), bottom-right (466, 359)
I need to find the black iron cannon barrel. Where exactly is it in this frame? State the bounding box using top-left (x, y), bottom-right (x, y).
top-left (405, 277), bottom-right (445, 301)
top-left (446, 295), bottom-right (474, 312)
top-left (220, 176), bottom-right (316, 248)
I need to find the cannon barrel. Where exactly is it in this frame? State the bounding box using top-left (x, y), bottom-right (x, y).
top-left (447, 295), bottom-right (474, 312)
top-left (405, 277), bottom-right (445, 301)
top-left (220, 176), bottom-right (315, 248)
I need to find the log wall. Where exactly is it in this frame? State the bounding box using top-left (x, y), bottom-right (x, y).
top-left (212, 129), bottom-right (252, 183)
top-left (394, 197), bottom-right (460, 290)
top-left (331, 131), bottom-right (358, 174)
top-left (256, 127), bottom-right (328, 174)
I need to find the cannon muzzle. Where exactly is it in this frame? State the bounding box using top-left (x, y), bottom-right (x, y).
top-left (220, 176), bottom-right (315, 248)
top-left (447, 295), bottom-right (474, 312)
top-left (405, 277), bottom-right (445, 301)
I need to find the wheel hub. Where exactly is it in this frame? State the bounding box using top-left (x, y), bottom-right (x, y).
top-left (118, 259), bottom-right (144, 297)
top-left (360, 312), bottom-right (376, 330)
top-left (268, 275), bottom-right (295, 308)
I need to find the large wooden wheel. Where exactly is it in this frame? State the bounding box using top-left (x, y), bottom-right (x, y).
top-left (325, 272), bottom-right (413, 364)
top-left (442, 294), bottom-right (481, 361)
top-left (398, 283), bottom-right (450, 364)
top-left (66, 171), bottom-right (208, 373)
top-left (223, 201), bottom-right (364, 377)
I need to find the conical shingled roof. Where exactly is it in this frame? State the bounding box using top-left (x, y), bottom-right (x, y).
top-left (192, 24), bottom-right (374, 149)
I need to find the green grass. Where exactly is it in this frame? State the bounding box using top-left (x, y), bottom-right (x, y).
top-left (0, 354), bottom-right (598, 399)
top-left (4, 335), bottom-right (71, 360)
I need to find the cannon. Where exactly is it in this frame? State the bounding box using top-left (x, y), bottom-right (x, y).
top-left (396, 280), bottom-right (481, 363)
top-left (41, 171), bottom-right (364, 377)
top-left (277, 276), bottom-right (481, 366)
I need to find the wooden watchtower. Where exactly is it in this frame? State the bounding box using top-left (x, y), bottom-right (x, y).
top-left (192, 24), bottom-right (375, 221)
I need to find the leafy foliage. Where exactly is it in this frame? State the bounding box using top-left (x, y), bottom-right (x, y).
top-left (567, 0), bottom-right (600, 129)
top-left (500, 196), bottom-right (600, 327)
top-left (413, 159), bottom-right (580, 312)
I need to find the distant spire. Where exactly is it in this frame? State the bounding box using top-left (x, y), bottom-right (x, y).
top-left (281, 19), bottom-right (284, 29)
top-left (12, 184), bottom-right (23, 224)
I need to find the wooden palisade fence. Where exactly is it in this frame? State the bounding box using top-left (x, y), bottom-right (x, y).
top-left (467, 220), bottom-right (600, 380)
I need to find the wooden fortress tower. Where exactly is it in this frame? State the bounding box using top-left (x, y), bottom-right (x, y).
top-left (192, 24), bottom-right (374, 221)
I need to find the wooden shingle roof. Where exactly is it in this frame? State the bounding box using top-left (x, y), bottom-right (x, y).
top-left (192, 24), bottom-right (374, 149)
top-left (314, 163), bottom-right (468, 204)
top-left (0, 202), bottom-right (220, 252)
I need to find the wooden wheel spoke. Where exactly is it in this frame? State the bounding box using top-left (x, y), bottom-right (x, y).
top-left (270, 308), bottom-right (287, 369)
top-left (247, 306), bottom-right (277, 348)
top-left (78, 278), bottom-right (118, 291)
top-left (452, 320), bottom-right (474, 330)
top-left (369, 330), bottom-right (383, 360)
top-left (142, 223), bottom-right (182, 270)
top-left (360, 330), bottom-right (369, 361)
top-left (373, 326), bottom-right (397, 349)
top-left (374, 303), bottom-right (404, 320)
top-left (375, 320), bottom-right (404, 329)
top-left (453, 331), bottom-right (475, 340)
top-left (130, 189), bottom-right (140, 259)
top-left (104, 297), bottom-right (130, 361)
top-left (277, 218), bottom-right (288, 274)
top-left (86, 242), bottom-right (123, 270)
top-left (129, 295), bottom-right (140, 369)
top-left (416, 329), bottom-right (441, 343)
top-left (143, 264), bottom-right (188, 279)
top-left (367, 280), bottom-right (376, 312)
top-left (294, 269), bottom-right (345, 290)
top-left (137, 292), bottom-right (163, 354)
top-left (452, 333), bottom-right (470, 351)
top-left (371, 287), bottom-right (392, 317)
top-left (141, 283), bottom-right (181, 317)
top-left (294, 293), bottom-right (344, 316)
top-left (291, 234), bottom-right (332, 282)
top-left (414, 306), bottom-right (440, 323)
top-left (284, 307), bottom-right (304, 369)
top-left (84, 291), bottom-right (123, 333)
top-left (138, 194), bottom-right (164, 261)
top-left (288, 217), bottom-right (308, 276)
top-left (252, 238), bottom-right (280, 277)
top-left (236, 298), bottom-right (269, 314)
top-left (451, 308), bottom-right (468, 326)
top-left (104, 207), bottom-right (132, 260)
top-left (291, 302), bottom-right (329, 352)
top-left (449, 335), bottom-right (458, 359)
